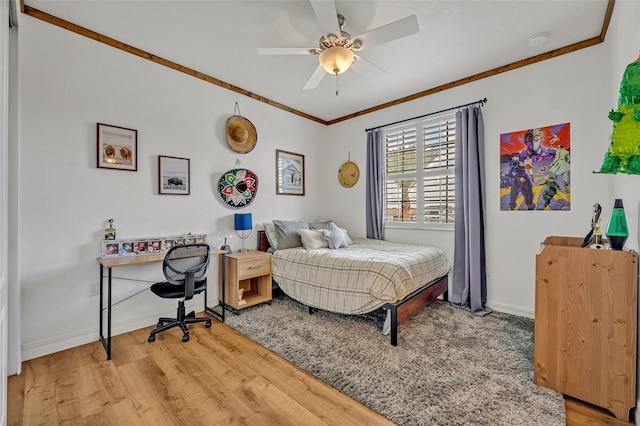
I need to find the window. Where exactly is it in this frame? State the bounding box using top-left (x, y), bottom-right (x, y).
top-left (384, 113), bottom-right (456, 228)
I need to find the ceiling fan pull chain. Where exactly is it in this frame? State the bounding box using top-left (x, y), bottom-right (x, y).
top-left (234, 101), bottom-right (241, 116)
top-left (335, 73), bottom-right (339, 96)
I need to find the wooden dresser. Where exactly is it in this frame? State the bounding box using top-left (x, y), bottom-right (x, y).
top-left (534, 236), bottom-right (638, 421)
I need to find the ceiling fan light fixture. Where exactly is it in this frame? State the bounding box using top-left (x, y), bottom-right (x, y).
top-left (319, 46), bottom-right (354, 75)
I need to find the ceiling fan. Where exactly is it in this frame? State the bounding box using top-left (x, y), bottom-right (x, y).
top-left (257, 0), bottom-right (419, 94)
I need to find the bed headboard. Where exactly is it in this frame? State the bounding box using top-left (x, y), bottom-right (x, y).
top-left (258, 230), bottom-right (271, 252)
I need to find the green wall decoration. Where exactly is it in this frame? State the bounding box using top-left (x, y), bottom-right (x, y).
top-left (598, 53), bottom-right (640, 174)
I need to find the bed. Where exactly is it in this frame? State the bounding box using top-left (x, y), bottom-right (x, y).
top-left (258, 221), bottom-right (451, 345)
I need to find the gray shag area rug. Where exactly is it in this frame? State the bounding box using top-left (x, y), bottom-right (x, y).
top-left (225, 293), bottom-right (565, 426)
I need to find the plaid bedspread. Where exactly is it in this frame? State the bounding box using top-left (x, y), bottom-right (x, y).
top-left (271, 237), bottom-right (451, 315)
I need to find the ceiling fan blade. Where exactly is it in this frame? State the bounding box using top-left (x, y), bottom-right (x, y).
top-left (351, 54), bottom-right (386, 76)
top-left (257, 47), bottom-right (314, 55)
top-left (353, 15), bottom-right (419, 50)
top-left (310, 0), bottom-right (341, 37)
top-left (303, 64), bottom-right (327, 90)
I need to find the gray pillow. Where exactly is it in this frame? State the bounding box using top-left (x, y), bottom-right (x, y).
top-left (309, 220), bottom-right (331, 230)
top-left (273, 220), bottom-right (309, 249)
top-left (321, 222), bottom-right (349, 249)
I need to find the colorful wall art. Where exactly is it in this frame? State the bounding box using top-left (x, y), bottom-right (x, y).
top-left (500, 123), bottom-right (570, 211)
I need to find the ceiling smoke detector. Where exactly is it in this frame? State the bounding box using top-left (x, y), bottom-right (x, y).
top-left (528, 33), bottom-right (549, 47)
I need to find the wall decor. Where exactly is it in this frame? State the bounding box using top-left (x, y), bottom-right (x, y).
top-left (598, 53), bottom-right (640, 174)
top-left (226, 102), bottom-right (257, 153)
top-left (217, 168), bottom-right (259, 209)
top-left (338, 153), bottom-right (359, 188)
top-left (96, 123), bottom-right (137, 171)
top-left (158, 155), bottom-right (190, 195)
top-left (276, 149), bottom-right (305, 196)
top-left (499, 123), bottom-right (570, 211)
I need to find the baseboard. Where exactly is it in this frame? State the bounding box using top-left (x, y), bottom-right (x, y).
top-left (486, 301), bottom-right (534, 319)
top-left (21, 300), bottom-right (208, 361)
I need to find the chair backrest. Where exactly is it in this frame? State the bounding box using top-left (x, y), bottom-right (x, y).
top-left (163, 243), bottom-right (210, 299)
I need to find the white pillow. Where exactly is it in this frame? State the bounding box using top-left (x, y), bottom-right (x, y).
top-left (297, 229), bottom-right (330, 250)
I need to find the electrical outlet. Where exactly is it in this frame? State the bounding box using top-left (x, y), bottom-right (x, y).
top-left (88, 282), bottom-right (99, 297)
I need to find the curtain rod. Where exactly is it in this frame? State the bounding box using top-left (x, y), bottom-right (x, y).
top-left (364, 97), bottom-right (487, 133)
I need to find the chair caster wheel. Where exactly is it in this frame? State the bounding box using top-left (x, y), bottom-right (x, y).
top-left (182, 334), bottom-right (189, 342)
top-left (206, 320), bottom-right (212, 328)
top-left (148, 335), bottom-right (156, 343)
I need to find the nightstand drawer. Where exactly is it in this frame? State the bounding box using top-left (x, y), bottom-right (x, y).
top-left (236, 256), bottom-right (271, 280)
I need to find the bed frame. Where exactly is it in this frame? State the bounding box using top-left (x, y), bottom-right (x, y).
top-left (258, 230), bottom-right (449, 346)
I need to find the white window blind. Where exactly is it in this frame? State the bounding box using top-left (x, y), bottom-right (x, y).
top-left (384, 113), bottom-right (456, 227)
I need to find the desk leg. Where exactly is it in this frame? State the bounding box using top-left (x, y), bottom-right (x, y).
top-left (107, 268), bottom-right (112, 359)
top-left (99, 265), bottom-right (104, 349)
top-left (205, 253), bottom-right (225, 322)
top-left (99, 265), bottom-right (112, 360)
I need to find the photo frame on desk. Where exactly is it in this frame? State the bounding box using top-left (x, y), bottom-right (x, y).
top-left (97, 123), bottom-right (137, 171)
top-left (101, 241), bottom-right (120, 257)
top-left (134, 240), bottom-right (149, 254)
top-left (158, 155), bottom-right (190, 195)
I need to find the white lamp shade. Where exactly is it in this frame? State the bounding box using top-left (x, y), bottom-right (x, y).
top-left (319, 47), bottom-right (354, 75)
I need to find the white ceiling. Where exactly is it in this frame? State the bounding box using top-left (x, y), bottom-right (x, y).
top-left (25, 0), bottom-right (610, 122)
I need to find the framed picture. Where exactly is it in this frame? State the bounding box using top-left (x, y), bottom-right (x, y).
top-left (276, 149), bottom-right (305, 196)
top-left (158, 155), bottom-right (190, 195)
top-left (96, 123), bottom-right (137, 171)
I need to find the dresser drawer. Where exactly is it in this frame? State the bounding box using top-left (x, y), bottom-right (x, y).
top-left (236, 255), bottom-right (271, 280)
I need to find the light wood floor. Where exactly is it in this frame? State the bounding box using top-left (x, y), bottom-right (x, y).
top-left (7, 316), bottom-right (635, 425)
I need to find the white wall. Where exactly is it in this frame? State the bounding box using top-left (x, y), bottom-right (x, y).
top-left (607, 0), bottom-right (640, 246)
top-left (17, 15), bottom-right (325, 360)
top-left (1, 0), bottom-right (11, 419)
top-left (322, 14), bottom-right (637, 318)
top-left (13, 1), bottom-right (640, 362)
top-left (603, 1), bottom-right (640, 423)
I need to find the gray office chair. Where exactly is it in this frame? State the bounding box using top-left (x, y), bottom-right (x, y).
top-left (148, 243), bottom-right (212, 343)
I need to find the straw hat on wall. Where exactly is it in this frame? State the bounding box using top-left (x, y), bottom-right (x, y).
top-left (226, 116), bottom-right (257, 153)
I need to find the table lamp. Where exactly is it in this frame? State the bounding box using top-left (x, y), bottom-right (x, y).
top-left (606, 199), bottom-right (628, 250)
top-left (234, 213), bottom-right (253, 253)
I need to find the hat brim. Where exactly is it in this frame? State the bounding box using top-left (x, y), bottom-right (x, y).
top-left (226, 116), bottom-right (257, 154)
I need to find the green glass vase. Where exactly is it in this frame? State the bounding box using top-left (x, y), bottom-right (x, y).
top-left (606, 199), bottom-right (628, 250)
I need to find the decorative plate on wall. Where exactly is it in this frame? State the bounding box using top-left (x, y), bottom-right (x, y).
top-left (338, 160), bottom-right (360, 188)
top-left (217, 168), bottom-right (258, 209)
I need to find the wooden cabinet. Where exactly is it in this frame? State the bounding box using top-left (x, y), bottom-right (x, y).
top-left (219, 251), bottom-right (272, 310)
top-left (534, 236), bottom-right (638, 421)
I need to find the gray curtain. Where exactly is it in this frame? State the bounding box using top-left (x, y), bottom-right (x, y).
top-left (366, 129), bottom-right (384, 239)
top-left (451, 106), bottom-right (491, 316)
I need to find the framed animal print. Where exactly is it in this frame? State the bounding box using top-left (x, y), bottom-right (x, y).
top-left (96, 123), bottom-right (137, 171)
top-left (158, 155), bottom-right (190, 195)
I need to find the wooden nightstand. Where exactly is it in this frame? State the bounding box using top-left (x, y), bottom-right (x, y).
top-left (219, 251), bottom-right (272, 310)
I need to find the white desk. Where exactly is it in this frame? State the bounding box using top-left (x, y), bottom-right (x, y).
top-left (97, 249), bottom-right (226, 360)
